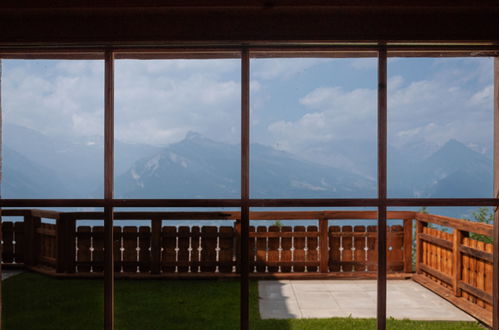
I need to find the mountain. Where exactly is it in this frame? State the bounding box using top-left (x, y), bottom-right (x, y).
top-left (2, 123), bottom-right (160, 198)
top-left (115, 132), bottom-right (377, 198)
top-left (388, 139), bottom-right (493, 198)
top-left (2, 146), bottom-right (68, 198)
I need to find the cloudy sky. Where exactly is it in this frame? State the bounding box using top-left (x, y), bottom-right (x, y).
top-left (1, 56), bottom-right (494, 173)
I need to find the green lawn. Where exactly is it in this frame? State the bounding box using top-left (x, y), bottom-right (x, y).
top-left (2, 272), bottom-right (484, 330)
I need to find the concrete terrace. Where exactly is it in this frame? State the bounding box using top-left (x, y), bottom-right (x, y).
top-left (259, 280), bottom-right (475, 321)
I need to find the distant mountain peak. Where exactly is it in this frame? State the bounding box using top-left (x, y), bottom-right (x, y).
top-left (185, 131), bottom-right (205, 141)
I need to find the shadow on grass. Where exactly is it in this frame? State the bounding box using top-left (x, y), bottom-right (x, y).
top-left (2, 273), bottom-right (483, 330)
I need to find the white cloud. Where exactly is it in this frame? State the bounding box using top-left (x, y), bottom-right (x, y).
top-left (252, 58), bottom-right (330, 80)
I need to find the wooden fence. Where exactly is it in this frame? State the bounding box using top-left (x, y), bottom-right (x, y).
top-left (1, 209), bottom-right (414, 277)
top-left (413, 212), bottom-right (494, 326)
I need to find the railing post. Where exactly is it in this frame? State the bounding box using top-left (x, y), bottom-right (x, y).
top-left (415, 219), bottom-right (426, 274)
top-left (56, 215), bottom-right (65, 273)
top-left (66, 215), bottom-right (77, 273)
top-left (24, 214), bottom-right (41, 268)
top-left (151, 217), bottom-right (161, 274)
top-left (403, 218), bottom-right (413, 273)
top-left (319, 217), bottom-right (329, 273)
top-left (453, 228), bottom-right (463, 297)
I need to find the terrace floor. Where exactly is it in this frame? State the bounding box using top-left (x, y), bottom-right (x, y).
top-left (259, 280), bottom-right (475, 321)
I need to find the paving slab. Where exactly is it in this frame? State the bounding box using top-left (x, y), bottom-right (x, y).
top-left (258, 279), bottom-right (476, 321)
top-left (2, 270), bottom-right (23, 280)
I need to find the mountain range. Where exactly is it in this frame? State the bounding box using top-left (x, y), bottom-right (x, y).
top-left (1, 124), bottom-right (493, 208)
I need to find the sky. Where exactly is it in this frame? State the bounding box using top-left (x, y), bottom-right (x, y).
top-left (1, 56), bottom-right (494, 175)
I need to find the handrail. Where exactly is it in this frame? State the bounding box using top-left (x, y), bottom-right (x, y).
top-left (415, 212), bottom-right (493, 237)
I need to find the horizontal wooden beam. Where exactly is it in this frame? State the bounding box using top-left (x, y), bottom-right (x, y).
top-left (460, 245), bottom-right (494, 263)
top-left (459, 281), bottom-right (493, 305)
top-left (419, 232), bottom-right (453, 250)
top-left (419, 264), bottom-right (453, 285)
top-left (416, 213), bottom-right (493, 237)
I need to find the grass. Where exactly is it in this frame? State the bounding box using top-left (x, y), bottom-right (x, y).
top-left (3, 272), bottom-right (484, 330)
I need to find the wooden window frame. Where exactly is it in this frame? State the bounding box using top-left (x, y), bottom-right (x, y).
top-left (0, 43), bottom-right (499, 330)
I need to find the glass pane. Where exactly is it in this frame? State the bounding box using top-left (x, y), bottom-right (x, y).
top-left (387, 58), bottom-right (493, 198)
top-left (250, 207), bottom-right (378, 328)
top-left (113, 207), bottom-right (240, 329)
top-left (2, 208), bottom-right (104, 329)
top-left (2, 59), bottom-right (104, 198)
top-left (250, 58), bottom-right (377, 198)
top-left (114, 59), bottom-right (241, 198)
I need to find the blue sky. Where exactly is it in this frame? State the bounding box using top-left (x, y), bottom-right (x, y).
top-left (2, 56), bottom-right (494, 175)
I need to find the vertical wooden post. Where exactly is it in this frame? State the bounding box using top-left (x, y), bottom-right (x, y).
top-left (24, 214), bottom-right (34, 267)
top-left (56, 215), bottom-right (65, 273)
top-left (453, 228), bottom-right (463, 297)
top-left (104, 49), bottom-right (115, 330)
top-left (65, 214), bottom-right (76, 273)
top-left (240, 47), bottom-right (250, 330)
top-left (403, 218), bottom-right (413, 273)
top-left (319, 217), bottom-right (329, 273)
top-left (377, 44), bottom-right (388, 330)
top-left (415, 220), bottom-right (425, 274)
top-left (492, 57), bottom-right (499, 330)
top-left (151, 217), bottom-right (161, 274)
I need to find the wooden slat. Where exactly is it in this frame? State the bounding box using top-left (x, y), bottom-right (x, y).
top-left (138, 226), bottom-right (151, 273)
top-left (293, 226), bottom-right (305, 272)
top-left (161, 226), bottom-right (176, 273)
top-left (319, 218), bottom-right (329, 273)
top-left (201, 226), bottom-right (217, 272)
top-left (177, 226), bottom-right (190, 273)
top-left (255, 226), bottom-right (267, 273)
top-left (367, 225), bottom-right (377, 271)
top-left (190, 226), bottom-right (201, 273)
top-left (113, 227), bottom-right (122, 273)
top-left (76, 226), bottom-right (91, 272)
top-left (341, 226), bottom-right (353, 272)
top-left (123, 227), bottom-right (138, 273)
top-left (485, 243), bottom-right (493, 311)
top-left (14, 222), bottom-right (25, 263)
top-left (92, 226), bottom-right (104, 272)
top-left (150, 218), bottom-right (161, 274)
top-left (403, 219), bottom-right (413, 273)
top-left (219, 226), bottom-right (234, 273)
top-left (2, 222), bottom-right (14, 263)
top-left (267, 226), bottom-right (279, 273)
top-left (280, 226), bottom-right (291, 273)
top-left (353, 225), bottom-right (366, 272)
top-left (329, 226), bottom-right (340, 272)
top-left (307, 225), bottom-right (318, 272)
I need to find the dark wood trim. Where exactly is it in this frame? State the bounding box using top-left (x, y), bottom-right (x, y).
top-left (418, 233), bottom-right (453, 250)
top-left (240, 47), bottom-right (250, 330)
top-left (377, 45), bottom-right (387, 330)
top-left (2, 197), bottom-right (499, 208)
top-left (104, 50), bottom-right (114, 330)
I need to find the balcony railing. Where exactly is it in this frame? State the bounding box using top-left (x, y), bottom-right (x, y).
top-left (0, 209), bottom-right (494, 326)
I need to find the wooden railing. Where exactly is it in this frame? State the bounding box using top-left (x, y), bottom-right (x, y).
top-left (1, 209), bottom-right (414, 278)
top-left (413, 212), bottom-right (494, 326)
